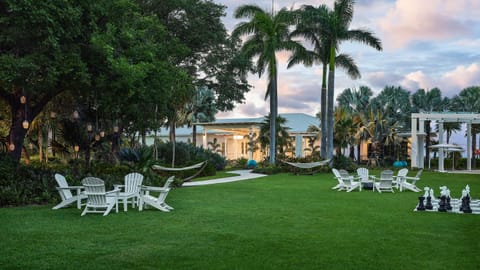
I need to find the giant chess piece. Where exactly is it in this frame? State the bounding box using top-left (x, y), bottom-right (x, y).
top-left (446, 188), bottom-right (452, 211)
top-left (438, 195), bottom-right (447, 212)
top-left (417, 196), bottom-right (426, 211)
top-left (462, 195), bottom-right (472, 214)
top-left (446, 196), bottom-right (452, 211)
top-left (425, 195), bottom-right (433, 210)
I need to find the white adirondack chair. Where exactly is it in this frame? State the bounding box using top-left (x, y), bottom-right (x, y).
top-left (52, 173), bottom-right (86, 210)
top-left (402, 169), bottom-right (423, 192)
top-left (393, 168), bottom-right (409, 191)
top-left (114, 173), bottom-right (144, 211)
top-left (356, 167), bottom-right (373, 191)
top-left (139, 176), bottom-right (175, 212)
top-left (332, 169), bottom-right (360, 192)
top-left (373, 170), bottom-right (395, 193)
top-left (332, 168), bottom-right (346, 190)
top-left (81, 177), bottom-right (119, 216)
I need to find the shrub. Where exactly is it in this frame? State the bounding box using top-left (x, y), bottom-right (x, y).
top-left (332, 155), bottom-right (357, 172)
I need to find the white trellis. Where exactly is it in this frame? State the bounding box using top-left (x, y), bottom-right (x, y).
top-left (411, 112), bottom-right (480, 171)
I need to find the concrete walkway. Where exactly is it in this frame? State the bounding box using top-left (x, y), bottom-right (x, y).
top-left (182, 170), bottom-right (266, 187)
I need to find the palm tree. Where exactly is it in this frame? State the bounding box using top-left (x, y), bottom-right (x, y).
top-left (259, 114), bottom-right (291, 157)
top-left (333, 107), bottom-right (354, 156)
top-left (233, 5), bottom-right (299, 164)
top-left (288, 4), bottom-right (360, 159)
top-left (179, 87), bottom-right (217, 146)
top-left (207, 138), bottom-right (222, 154)
top-left (411, 88), bottom-right (447, 166)
top-left (322, 0), bottom-right (382, 160)
top-left (451, 86), bottom-right (480, 168)
top-left (337, 86), bottom-right (374, 163)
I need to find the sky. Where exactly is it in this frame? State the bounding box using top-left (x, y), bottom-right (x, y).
top-left (215, 0), bottom-right (480, 119)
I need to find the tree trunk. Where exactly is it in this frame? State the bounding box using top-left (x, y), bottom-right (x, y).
top-left (326, 45), bottom-right (336, 160)
top-left (192, 125), bottom-right (197, 146)
top-left (269, 64), bottom-right (278, 165)
top-left (320, 62), bottom-right (327, 159)
top-left (38, 123), bottom-right (43, 162)
top-left (357, 144), bottom-right (361, 165)
top-left (170, 120), bottom-right (176, 167)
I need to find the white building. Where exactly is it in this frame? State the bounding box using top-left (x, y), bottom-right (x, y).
top-left (147, 113), bottom-right (320, 161)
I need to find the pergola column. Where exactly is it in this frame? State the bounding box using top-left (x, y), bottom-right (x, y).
top-left (203, 128), bottom-right (208, 149)
top-left (438, 122), bottom-right (444, 172)
top-left (467, 123), bottom-right (472, 170)
top-left (295, 134), bottom-right (303, 158)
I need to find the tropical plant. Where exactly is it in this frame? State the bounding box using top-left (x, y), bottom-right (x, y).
top-left (232, 5), bottom-right (299, 164)
top-left (321, 0), bottom-right (382, 160)
top-left (207, 138), bottom-right (222, 154)
top-left (451, 86), bottom-right (480, 167)
top-left (259, 114), bottom-right (291, 157)
top-left (288, 4), bottom-right (361, 159)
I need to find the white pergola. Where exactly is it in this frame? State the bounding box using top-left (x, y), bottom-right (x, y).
top-left (411, 112), bottom-right (480, 171)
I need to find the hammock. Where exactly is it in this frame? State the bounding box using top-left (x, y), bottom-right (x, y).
top-left (282, 159), bottom-right (331, 175)
top-left (152, 161), bottom-right (208, 182)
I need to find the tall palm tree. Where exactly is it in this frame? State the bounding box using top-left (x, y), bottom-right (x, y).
top-left (233, 5), bottom-right (299, 164)
top-left (322, 0), bottom-right (382, 160)
top-left (451, 86), bottom-right (480, 168)
top-left (288, 4), bottom-right (360, 159)
top-left (411, 88), bottom-right (447, 166)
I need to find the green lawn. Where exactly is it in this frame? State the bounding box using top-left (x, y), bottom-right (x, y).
top-left (1, 171), bottom-right (480, 269)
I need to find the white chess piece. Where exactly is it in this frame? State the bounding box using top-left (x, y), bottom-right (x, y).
top-left (424, 187), bottom-right (430, 197)
top-left (461, 189), bottom-right (467, 199)
top-left (439, 186), bottom-right (447, 197)
top-left (429, 188), bottom-right (434, 199)
top-left (446, 188), bottom-right (451, 198)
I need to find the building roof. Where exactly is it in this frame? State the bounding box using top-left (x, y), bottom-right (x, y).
top-left (156, 113), bottom-right (319, 137)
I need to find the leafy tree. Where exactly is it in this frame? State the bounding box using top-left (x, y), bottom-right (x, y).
top-left (0, 0), bottom-right (89, 161)
top-left (232, 5), bottom-right (299, 164)
top-left (207, 138), bottom-right (222, 154)
top-left (321, 0), bottom-right (382, 160)
top-left (333, 107), bottom-right (354, 156)
top-left (288, 4), bottom-right (360, 159)
top-left (137, 0), bottom-right (251, 112)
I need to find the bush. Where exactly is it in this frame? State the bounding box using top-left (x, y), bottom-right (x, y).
top-left (332, 155), bottom-right (357, 172)
top-left (252, 165), bottom-right (283, 175)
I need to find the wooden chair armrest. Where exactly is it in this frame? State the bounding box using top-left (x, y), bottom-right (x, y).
top-left (141, 185), bottom-right (169, 192)
top-left (404, 176), bottom-right (419, 180)
top-left (106, 188), bottom-right (120, 195)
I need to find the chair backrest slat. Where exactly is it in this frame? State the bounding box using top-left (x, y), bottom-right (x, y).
top-left (124, 173), bottom-right (144, 193)
top-left (82, 177), bottom-right (107, 206)
top-left (55, 174), bottom-right (72, 200)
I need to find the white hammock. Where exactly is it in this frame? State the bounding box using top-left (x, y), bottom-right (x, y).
top-left (282, 159), bottom-right (331, 175)
top-left (151, 161), bottom-right (208, 182)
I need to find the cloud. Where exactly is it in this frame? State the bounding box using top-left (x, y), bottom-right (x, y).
top-left (377, 0), bottom-right (476, 49)
top-left (399, 63), bottom-right (480, 96)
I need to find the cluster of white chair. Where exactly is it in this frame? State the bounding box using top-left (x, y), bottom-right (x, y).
top-left (52, 173), bottom-right (175, 216)
top-left (332, 168), bottom-right (423, 193)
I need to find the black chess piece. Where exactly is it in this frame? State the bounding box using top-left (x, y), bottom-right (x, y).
top-left (463, 195), bottom-right (472, 214)
top-left (438, 196), bottom-right (447, 212)
top-left (425, 195), bottom-right (433, 210)
top-left (446, 196), bottom-right (452, 211)
top-left (417, 196), bottom-right (425, 211)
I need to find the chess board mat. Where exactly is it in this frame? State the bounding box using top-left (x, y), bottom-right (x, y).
top-left (413, 198), bottom-right (480, 214)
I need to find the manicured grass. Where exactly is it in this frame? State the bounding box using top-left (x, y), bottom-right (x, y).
top-left (1, 171), bottom-right (480, 269)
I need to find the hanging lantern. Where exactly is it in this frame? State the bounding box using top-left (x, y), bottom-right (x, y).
top-left (22, 120), bottom-right (29, 129)
top-left (87, 123), bottom-right (93, 132)
top-left (73, 110), bottom-right (79, 119)
top-left (8, 143), bottom-right (15, 151)
top-left (74, 145), bottom-right (80, 152)
top-left (20, 96), bottom-right (26, 104)
top-left (100, 131), bottom-right (105, 138)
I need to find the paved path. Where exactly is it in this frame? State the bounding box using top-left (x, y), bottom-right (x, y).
top-left (182, 170), bottom-right (266, 187)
